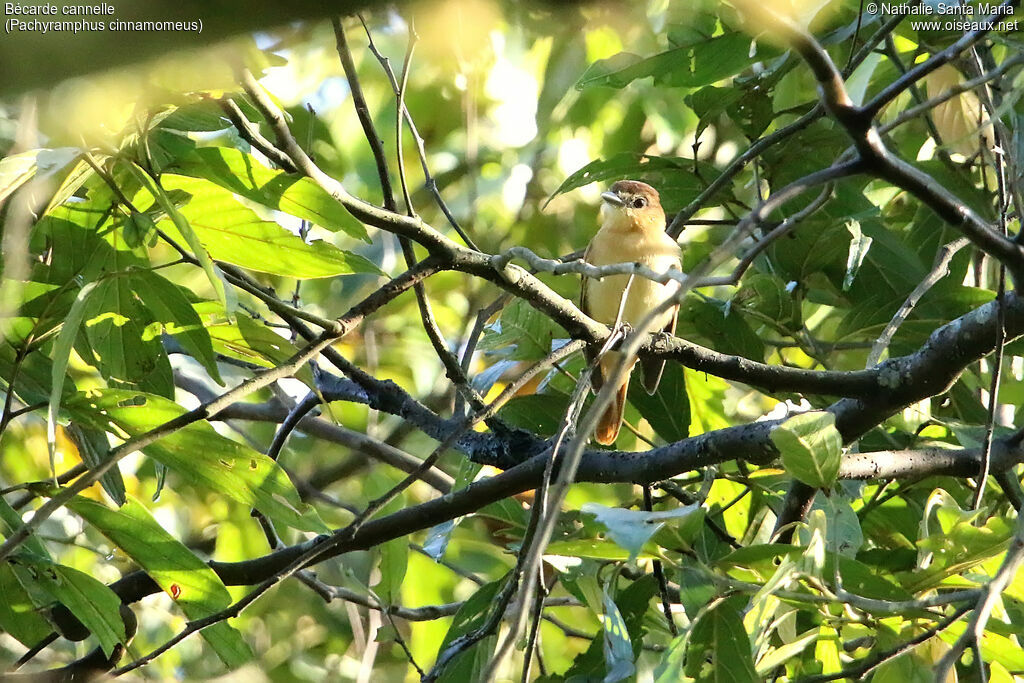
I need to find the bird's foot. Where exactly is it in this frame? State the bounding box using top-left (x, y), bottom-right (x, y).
top-left (652, 330), bottom-right (674, 347)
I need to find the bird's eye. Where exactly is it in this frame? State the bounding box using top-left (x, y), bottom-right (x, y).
top-left (631, 197), bottom-right (647, 209)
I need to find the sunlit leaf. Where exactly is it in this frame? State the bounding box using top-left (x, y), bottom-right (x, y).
top-left (68, 496), bottom-right (252, 668)
top-left (48, 281), bottom-right (99, 476)
top-left (122, 161), bottom-right (226, 304)
top-left (156, 175), bottom-right (382, 279)
top-left (0, 148), bottom-right (78, 203)
top-left (131, 268), bottom-right (222, 384)
top-left (64, 390), bottom-right (329, 533)
top-left (771, 411), bottom-right (842, 489)
top-left (843, 219), bottom-right (872, 292)
top-left (172, 146), bottom-right (370, 241)
top-left (544, 538), bottom-right (658, 561)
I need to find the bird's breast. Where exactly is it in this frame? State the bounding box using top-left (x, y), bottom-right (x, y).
top-left (584, 226), bottom-right (681, 328)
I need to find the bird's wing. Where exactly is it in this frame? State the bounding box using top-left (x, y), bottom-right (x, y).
top-left (640, 247), bottom-right (681, 394)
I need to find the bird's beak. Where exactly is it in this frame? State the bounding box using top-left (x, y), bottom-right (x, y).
top-left (601, 192), bottom-right (624, 207)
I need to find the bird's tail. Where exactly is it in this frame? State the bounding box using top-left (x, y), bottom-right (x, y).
top-left (595, 376), bottom-right (629, 446)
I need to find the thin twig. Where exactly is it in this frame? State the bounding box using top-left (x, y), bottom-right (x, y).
top-left (867, 237), bottom-right (970, 367)
top-left (328, 27), bottom-right (484, 413)
top-left (357, 15), bottom-right (480, 251)
top-left (218, 97), bottom-right (297, 172)
top-left (644, 484), bottom-right (678, 636)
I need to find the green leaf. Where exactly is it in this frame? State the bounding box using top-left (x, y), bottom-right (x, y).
top-left (48, 281), bottom-right (99, 476)
top-left (200, 310), bottom-right (314, 388)
top-left (941, 621), bottom-right (1024, 671)
top-left (812, 623), bottom-right (843, 678)
top-left (576, 51), bottom-right (648, 89)
top-left (544, 538), bottom-right (658, 561)
top-left (662, 33), bottom-right (758, 87)
top-left (601, 588), bottom-right (635, 683)
top-left (159, 104), bottom-right (231, 133)
top-left (43, 158), bottom-right (94, 215)
top-left (734, 273), bottom-right (801, 330)
top-left (581, 502), bottom-right (699, 561)
top-left (771, 411), bottom-right (842, 489)
top-left (0, 150), bottom-right (39, 203)
top-left (654, 633), bottom-right (688, 683)
top-left (0, 496), bottom-right (50, 560)
top-left (678, 297), bottom-right (765, 360)
top-left (173, 146), bottom-right (370, 242)
top-left (9, 556), bottom-right (126, 657)
top-left (434, 578), bottom-right (503, 683)
top-left (684, 597), bottom-right (757, 681)
top-left (377, 537), bottom-right (408, 606)
top-left (907, 498), bottom-right (1013, 592)
top-left (810, 493), bottom-right (863, 557)
top-left (628, 360), bottom-right (689, 442)
top-left (843, 219), bottom-right (873, 292)
top-left (130, 269), bottom-right (222, 384)
top-left (122, 161), bottom-right (226, 304)
top-left (496, 393), bottom-right (569, 436)
top-left (122, 211), bottom-right (158, 249)
top-left (829, 554), bottom-right (911, 602)
top-left (757, 627), bottom-right (820, 676)
top-left (478, 299), bottom-right (566, 361)
top-left (546, 153), bottom-right (722, 215)
top-left (716, 544), bottom-right (802, 570)
top-left (80, 274), bottom-right (174, 397)
top-left (34, 208), bottom-right (141, 285)
top-left (159, 174), bottom-right (382, 279)
top-left (0, 339), bottom-right (66, 407)
top-left (0, 563), bottom-right (54, 647)
top-left (65, 390), bottom-right (329, 534)
top-left (544, 576), bottom-right (657, 682)
top-left (0, 148), bottom-right (78, 203)
top-left (65, 422), bottom-right (126, 506)
top-left (367, 472), bottom-right (408, 606)
top-left (557, 560), bottom-right (604, 617)
top-left (477, 497), bottom-right (530, 534)
top-left (915, 160), bottom-right (996, 221)
top-left (687, 85), bottom-right (744, 135)
top-left (576, 33), bottom-right (754, 90)
top-left (68, 496), bottom-right (252, 668)
top-left (678, 566), bottom-right (718, 621)
top-left (870, 647), bottom-right (934, 683)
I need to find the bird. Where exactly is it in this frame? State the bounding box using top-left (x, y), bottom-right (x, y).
top-left (581, 180), bottom-right (682, 445)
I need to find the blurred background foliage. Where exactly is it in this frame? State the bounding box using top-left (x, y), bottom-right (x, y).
top-left (1, 0), bottom-right (1023, 679)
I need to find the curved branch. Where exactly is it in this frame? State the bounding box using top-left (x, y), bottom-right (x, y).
top-left (44, 427), bottom-right (1024, 651)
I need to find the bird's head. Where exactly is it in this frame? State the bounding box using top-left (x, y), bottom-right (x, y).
top-left (600, 180), bottom-right (665, 231)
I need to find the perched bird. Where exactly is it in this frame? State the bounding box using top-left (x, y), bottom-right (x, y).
top-left (581, 180), bottom-right (682, 445)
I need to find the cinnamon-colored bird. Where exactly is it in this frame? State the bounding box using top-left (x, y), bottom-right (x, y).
top-left (581, 180), bottom-right (682, 445)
